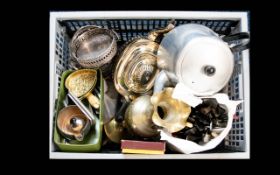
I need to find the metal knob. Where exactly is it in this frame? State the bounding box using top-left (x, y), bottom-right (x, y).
top-left (204, 66), bottom-right (216, 76)
top-left (70, 117), bottom-right (85, 130)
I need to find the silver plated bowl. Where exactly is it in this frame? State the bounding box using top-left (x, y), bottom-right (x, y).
top-left (70, 25), bottom-right (119, 76)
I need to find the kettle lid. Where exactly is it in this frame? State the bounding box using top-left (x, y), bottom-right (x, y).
top-left (176, 37), bottom-right (234, 96)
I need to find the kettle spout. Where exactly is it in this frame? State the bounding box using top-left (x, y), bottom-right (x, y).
top-left (148, 19), bottom-right (176, 42)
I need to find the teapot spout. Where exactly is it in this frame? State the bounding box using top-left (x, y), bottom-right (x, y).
top-left (153, 70), bottom-right (178, 94)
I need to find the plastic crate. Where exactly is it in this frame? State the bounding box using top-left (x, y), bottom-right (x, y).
top-left (49, 11), bottom-right (250, 159)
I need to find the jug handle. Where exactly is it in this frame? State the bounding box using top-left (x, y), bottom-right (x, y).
top-left (222, 32), bottom-right (250, 52)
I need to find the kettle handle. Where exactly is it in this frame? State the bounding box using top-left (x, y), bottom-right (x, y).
top-left (115, 99), bottom-right (130, 122)
top-left (222, 32), bottom-right (250, 52)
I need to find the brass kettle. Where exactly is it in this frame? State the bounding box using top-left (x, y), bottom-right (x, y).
top-left (114, 20), bottom-right (175, 101)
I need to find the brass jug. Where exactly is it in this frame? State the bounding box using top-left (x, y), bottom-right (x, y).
top-left (151, 88), bottom-right (192, 133)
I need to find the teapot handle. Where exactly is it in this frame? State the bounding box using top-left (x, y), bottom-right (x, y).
top-left (222, 32), bottom-right (250, 52)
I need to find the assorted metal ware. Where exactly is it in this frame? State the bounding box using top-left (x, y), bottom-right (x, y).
top-left (54, 21), bottom-right (250, 154)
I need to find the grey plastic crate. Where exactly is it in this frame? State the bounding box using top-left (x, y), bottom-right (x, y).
top-left (49, 11), bottom-right (250, 159)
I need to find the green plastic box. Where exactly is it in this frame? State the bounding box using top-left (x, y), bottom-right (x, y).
top-left (53, 69), bottom-right (104, 152)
